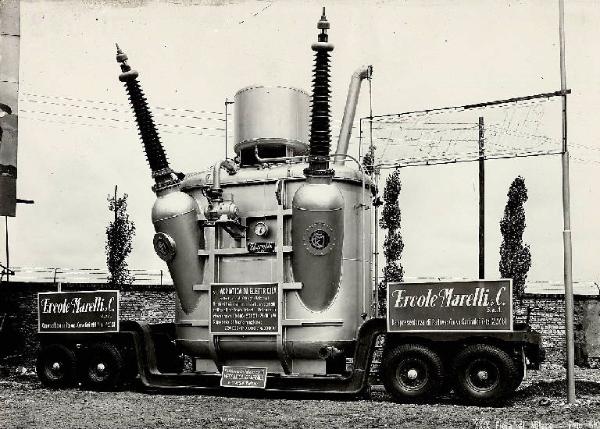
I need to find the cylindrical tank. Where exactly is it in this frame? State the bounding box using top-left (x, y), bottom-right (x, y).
top-left (151, 188), bottom-right (204, 314)
top-left (292, 176), bottom-right (344, 311)
top-left (234, 86), bottom-right (310, 155)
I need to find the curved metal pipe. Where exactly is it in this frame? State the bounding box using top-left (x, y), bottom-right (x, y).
top-left (334, 65), bottom-right (373, 166)
top-left (211, 159), bottom-right (237, 197)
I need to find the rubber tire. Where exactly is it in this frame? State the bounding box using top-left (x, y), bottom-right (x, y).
top-left (36, 344), bottom-right (77, 389)
top-left (452, 344), bottom-right (519, 405)
top-left (83, 343), bottom-right (125, 391)
top-left (381, 344), bottom-right (444, 403)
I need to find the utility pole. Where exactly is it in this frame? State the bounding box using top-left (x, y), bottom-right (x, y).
top-left (478, 116), bottom-right (485, 280)
top-left (4, 216), bottom-right (8, 282)
top-left (225, 99), bottom-right (234, 159)
top-left (558, 0), bottom-right (575, 404)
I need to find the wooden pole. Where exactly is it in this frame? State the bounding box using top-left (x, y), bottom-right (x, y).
top-left (4, 216), bottom-right (8, 283)
top-left (558, 0), bottom-right (575, 404)
top-left (478, 117), bottom-right (485, 280)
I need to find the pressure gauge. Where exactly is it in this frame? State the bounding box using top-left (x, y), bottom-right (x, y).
top-left (254, 221), bottom-right (269, 237)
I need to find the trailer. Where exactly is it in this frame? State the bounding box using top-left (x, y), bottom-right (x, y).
top-left (35, 9), bottom-right (544, 405)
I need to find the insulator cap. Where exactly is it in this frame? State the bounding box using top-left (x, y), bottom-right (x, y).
top-left (119, 70), bottom-right (139, 82)
top-left (311, 42), bottom-right (334, 51)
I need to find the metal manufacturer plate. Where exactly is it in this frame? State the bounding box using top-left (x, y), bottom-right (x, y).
top-left (302, 221), bottom-right (336, 256)
top-left (247, 241), bottom-right (276, 254)
top-left (220, 366), bottom-right (267, 389)
top-left (210, 283), bottom-right (280, 335)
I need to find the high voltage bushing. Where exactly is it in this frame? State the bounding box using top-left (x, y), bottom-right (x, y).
top-left (306, 7), bottom-right (334, 177)
top-left (116, 44), bottom-right (178, 191)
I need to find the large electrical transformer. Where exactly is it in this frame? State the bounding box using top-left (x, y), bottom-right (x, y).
top-left (117, 9), bottom-right (373, 376)
top-left (35, 9), bottom-right (544, 405)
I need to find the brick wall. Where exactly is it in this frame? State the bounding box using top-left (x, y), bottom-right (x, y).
top-left (514, 295), bottom-right (599, 365)
top-left (0, 282), bottom-right (175, 365)
top-left (1, 282), bottom-right (598, 367)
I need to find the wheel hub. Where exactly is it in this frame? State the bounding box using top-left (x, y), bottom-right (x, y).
top-left (477, 370), bottom-right (489, 381)
top-left (51, 362), bottom-right (61, 371)
top-left (96, 363), bottom-right (106, 373)
top-left (407, 369), bottom-right (419, 380)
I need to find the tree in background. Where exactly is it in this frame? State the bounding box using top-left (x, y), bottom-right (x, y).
top-left (362, 145), bottom-right (377, 176)
top-left (379, 169), bottom-right (404, 315)
top-left (106, 187), bottom-right (136, 287)
top-left (499, 176), bottom-right (531, 299)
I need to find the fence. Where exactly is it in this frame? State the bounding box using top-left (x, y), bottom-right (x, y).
top-left (0, 266), bottom-right (173, 286)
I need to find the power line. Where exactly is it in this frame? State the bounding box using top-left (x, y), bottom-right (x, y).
top-left (20, 109), bottom-right (227, 133)
top-left (20, 115), bottom-right (229, 138)
top-left (21, 91), bottom-right (228, 117)
top-left (21, 97), bottom-right (228, 123)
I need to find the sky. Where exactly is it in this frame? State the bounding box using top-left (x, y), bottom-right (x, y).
top-left (4, 0), bottom-right (600, 284)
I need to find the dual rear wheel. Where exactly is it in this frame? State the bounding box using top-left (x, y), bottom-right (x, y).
top-left (36, 342), bottom-right (125, 390)
top-left (381, 343), bottom-right (521, 405)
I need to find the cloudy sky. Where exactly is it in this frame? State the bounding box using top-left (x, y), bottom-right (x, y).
top-left (5, 0), bottom-right (600, 284)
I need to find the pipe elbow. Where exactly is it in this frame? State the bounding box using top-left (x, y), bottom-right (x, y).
top-left (211, 159), bottom-right (238, 195)
top-left (334, 65), bottom-right (374, 165)
top-left (353, 65), bottom-right (373, 81)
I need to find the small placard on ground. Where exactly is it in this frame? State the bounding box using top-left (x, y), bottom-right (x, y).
top-left (220, 366), bottom-right (267, 389)
top-left (210, 283), bottom-right (279, 335)
top-left (387, 280), bottom-right (512, 332)
top-left (38, 290), bottom-right (119, 333)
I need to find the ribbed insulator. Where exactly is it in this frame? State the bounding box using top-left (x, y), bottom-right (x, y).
top-left (122, 78), bottom-right (170, 174)
top-left (308, 49), bottom-right (331, 171)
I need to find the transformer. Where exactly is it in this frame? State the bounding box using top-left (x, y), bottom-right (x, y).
top-left (117, 9), bottom-right (373, 375)
top-left (33, 9), bottom-right (546, 406)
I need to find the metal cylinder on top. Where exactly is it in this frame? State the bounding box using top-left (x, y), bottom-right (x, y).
top-left (234, 86), bottom-right (309, 155)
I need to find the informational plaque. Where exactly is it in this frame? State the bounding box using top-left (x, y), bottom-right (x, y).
top-left (210, 283), bottom-right (279, 335)
top-left (387, 280), bottom-right (512, 333)
top-left (38, 291), bottom-right (119, 333)
top-left (247, 242), bottom-right (276, 254)
top-left (220, 366), bottom-right (267, 389)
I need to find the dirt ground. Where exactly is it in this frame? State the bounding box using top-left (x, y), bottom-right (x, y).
top-left (2, 364), bottom-right (600, 429)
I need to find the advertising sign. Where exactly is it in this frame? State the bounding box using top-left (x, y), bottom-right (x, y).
top-left (387, 280), bottom-right (512, 333)
top-left (38, 291), bottom-right (119, 333)
top-left (220, 366), bottom-right (268, 389)
top-left (210, 283), bottom-right (279, 335)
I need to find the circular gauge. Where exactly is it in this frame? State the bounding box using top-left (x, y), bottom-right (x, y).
top-left (254, 221), bottom-right (269, 237)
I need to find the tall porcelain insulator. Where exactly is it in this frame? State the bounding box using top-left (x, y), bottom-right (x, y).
top-left (151, 188), bottom-right (204, 314)
top-left (292, 176), bottom-right (344, 311)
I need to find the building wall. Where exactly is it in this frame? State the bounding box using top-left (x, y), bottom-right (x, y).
top-left (0, 282), bottom-right (175, 364)
top-left (1, 281), bottom-right (599, 367)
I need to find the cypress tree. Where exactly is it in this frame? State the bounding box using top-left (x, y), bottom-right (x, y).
top-left (379, 170), bottom-right (404, 315)
top-left (499, 176), bottom-right (531, 299)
